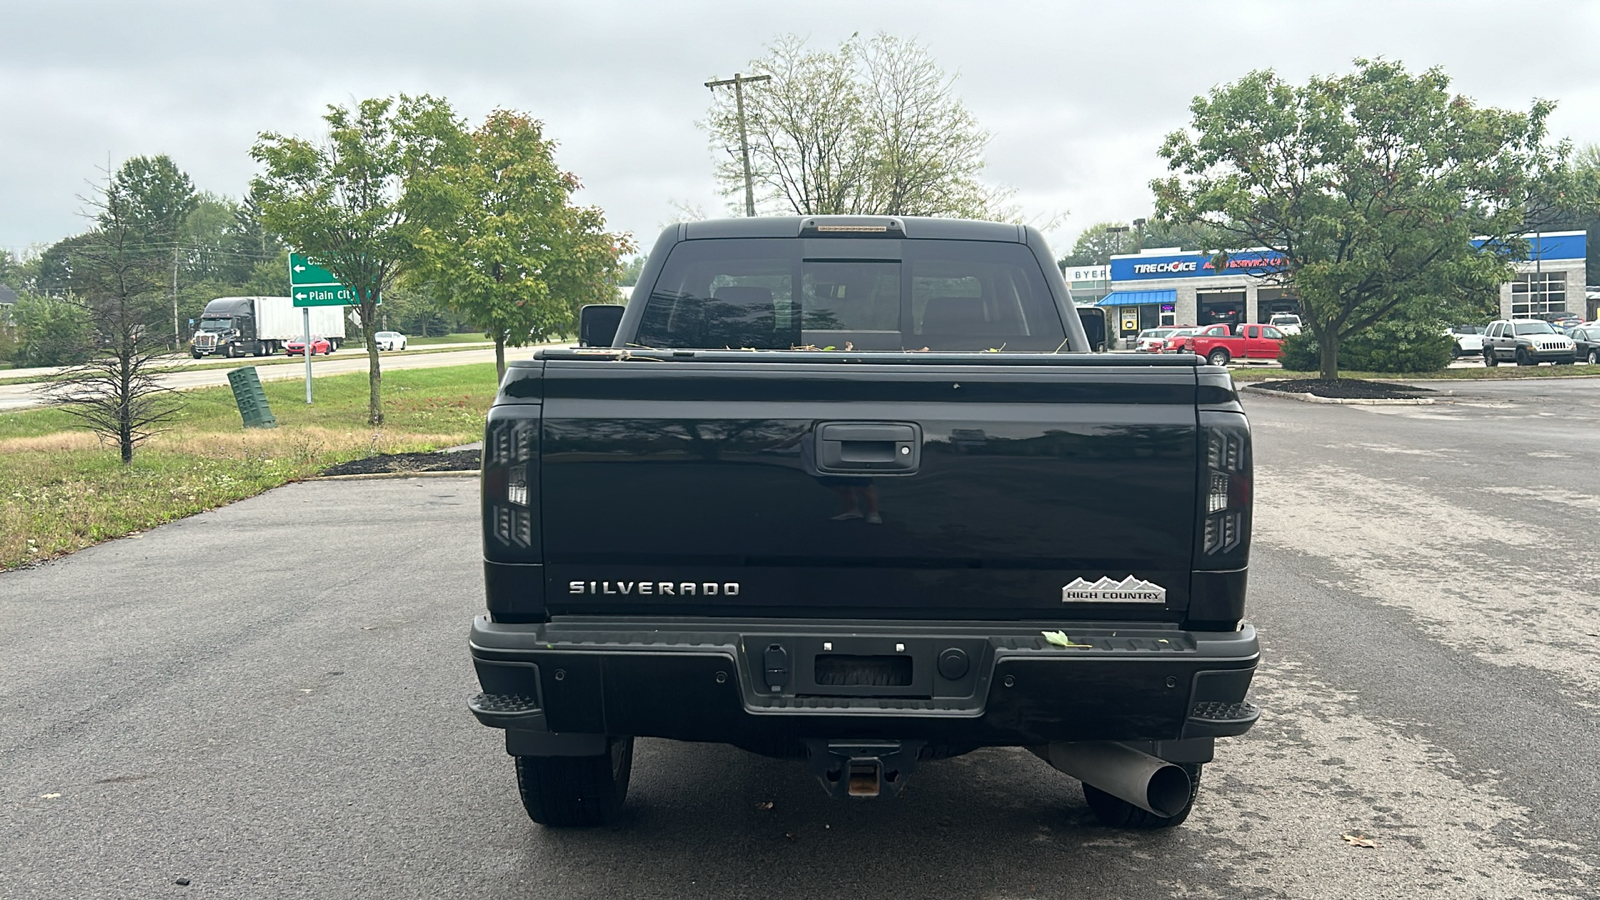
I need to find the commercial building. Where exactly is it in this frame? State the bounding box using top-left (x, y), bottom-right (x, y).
top-left (1094, 231), bottom-right (1588, 343)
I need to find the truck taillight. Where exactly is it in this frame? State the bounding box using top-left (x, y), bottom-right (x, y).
top-left (482, 410), bottom-right (540, 561)
top-left (1198, 414), bottom-right (1251, 561)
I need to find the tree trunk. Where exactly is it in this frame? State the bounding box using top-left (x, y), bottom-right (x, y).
top-left (364, 301), bottom-right (384, 427)
top-left (1319, 331), bottom-right (1341, 381)
top-left (495, 335), bottom-right (507, 382)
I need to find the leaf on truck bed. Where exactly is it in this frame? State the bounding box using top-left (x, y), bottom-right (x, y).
top-left (1042, 631), bottom-right (1092, 648)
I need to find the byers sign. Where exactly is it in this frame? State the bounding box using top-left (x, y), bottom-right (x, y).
top-left (1112, 250), bottom-right (1287, 281)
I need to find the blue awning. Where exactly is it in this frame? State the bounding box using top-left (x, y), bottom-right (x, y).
top-left (1096, 289), bottom-right (1177, 307)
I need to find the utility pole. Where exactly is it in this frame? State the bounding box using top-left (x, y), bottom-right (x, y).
top-left (172, 247), bottom-right (180, 353)
top-left (705, 73), bottom-right (772, 216)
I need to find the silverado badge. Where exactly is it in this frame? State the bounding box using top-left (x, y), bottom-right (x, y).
top-left (1061, 576), bottom-right (1166, 604)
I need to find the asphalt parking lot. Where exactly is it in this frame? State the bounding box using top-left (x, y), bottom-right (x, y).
top-left (2, 377), bottom-right (1597, 899)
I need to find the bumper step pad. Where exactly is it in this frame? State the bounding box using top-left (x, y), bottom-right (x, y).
top-left (469, 692), bottom-right (545, 729)
top-left (1184, 700), bottom-right (1260, 738)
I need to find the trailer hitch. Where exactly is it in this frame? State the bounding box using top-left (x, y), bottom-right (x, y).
top-left (805, 739), bottom-right (926, 799)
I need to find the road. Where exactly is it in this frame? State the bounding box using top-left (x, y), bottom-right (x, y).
top-left (2, 379), bottom-right (1597, 898)
top-left (0, 345), bottom-right (515, 412)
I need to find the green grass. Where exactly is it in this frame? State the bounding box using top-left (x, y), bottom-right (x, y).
top-left (401, 333), bottom-right (493, 346)
top-left (0, 363), bottom-right (497, 570)
top-left (0, 342), bottom-right (500, 385)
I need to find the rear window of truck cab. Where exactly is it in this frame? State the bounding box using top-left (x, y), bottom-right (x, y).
top-left (634, 238), bottom-right (1067, 351)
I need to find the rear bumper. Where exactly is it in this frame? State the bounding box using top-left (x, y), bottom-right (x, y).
top-left (468, 615), bottom-right (1259, 754)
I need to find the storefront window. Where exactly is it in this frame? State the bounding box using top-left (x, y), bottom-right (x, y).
top-left (1510, 272), bottom-right (1566, 317)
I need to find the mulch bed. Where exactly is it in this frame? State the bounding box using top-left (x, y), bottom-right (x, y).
top-left (319, 449), bottom-right (481, 476)
top-left (1249, 378), bottom-right (1434, 400)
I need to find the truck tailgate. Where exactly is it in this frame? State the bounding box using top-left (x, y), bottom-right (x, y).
top-left (536, 357), bottom-right (1201, 621)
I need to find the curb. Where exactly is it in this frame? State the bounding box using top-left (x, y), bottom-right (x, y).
top-left (1239, 384), bottom-right (1436, 406)
top-left (308, 470), bottom-right (478, 481)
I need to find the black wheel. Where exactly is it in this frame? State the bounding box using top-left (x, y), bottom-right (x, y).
top-left (1589, 349), bottom-right (1599, 365)
top-left (1207, 349), bottom-right (1230, 367)
top-left (514, 736), bottom-right (633, 827)
top-left (1083, 763), bottom-right (1202, 829)
top-left (191, 350), bottom-right (202, 359)
top-left (1484, 349), bottom-right (1498, 367)
top-left (1515, 348), bottom-right (1532, 366)
top-left (1450, 344), bottom-right (1462, 359)
top-left (225, 342), bottom-right (238, 359)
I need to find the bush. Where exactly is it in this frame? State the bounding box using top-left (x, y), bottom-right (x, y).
top-left (1277, 320), bottom-right (1454, 373)
top-left (13, 294), bottom-right (91, 367)
top-left (1277, 332), bottom-right (1319, 371)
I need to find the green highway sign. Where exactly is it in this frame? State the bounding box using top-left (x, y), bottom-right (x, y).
top-left (290, 254), bottom-right (340, 287)
top-left (289, 253), bottom-right (367, 307)
top-left (293, 285), bottom-right (357, 306)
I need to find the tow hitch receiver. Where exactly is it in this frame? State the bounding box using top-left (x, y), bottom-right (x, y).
top-left (806, 740), bottom-right (926, 799)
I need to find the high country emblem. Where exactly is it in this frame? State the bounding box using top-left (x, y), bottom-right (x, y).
top-left (1061, 576), bottom-right (1166, 604)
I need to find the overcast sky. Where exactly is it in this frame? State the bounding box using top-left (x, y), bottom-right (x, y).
top-left (4, 0), bottom-right (1597, 261)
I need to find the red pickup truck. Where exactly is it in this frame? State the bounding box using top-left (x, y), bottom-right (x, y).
top-left (1183, 323), bottom-right (1287, 366)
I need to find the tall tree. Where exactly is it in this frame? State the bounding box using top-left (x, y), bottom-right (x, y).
top-left (103, 155), bottom-right (199, 247)
top-left (252, 94), bottom-right (467, 425)
top-left (1059, 222), bottom-right (1137, 267)
top-left (706, 33), bottom-right (1008, 218)
top-left (412, 110), bottom-right (630, 380)
top-left (1154, 59), bottom-right (1554, 379)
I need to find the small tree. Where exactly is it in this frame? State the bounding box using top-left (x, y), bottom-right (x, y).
top-left (48, 178), bottom-right (183, 463)
top-left (412, 110), bottom-right (630, 380)
top-left (1154, 59), bottom-right (1553, 379)
top-left (251, 95), bottom-right (467, 425)
top-left (706, 33), bottom-right (1008, 218)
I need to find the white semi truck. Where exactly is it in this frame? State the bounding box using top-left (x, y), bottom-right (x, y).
top-left (190, 296), bottom-right (348, 358)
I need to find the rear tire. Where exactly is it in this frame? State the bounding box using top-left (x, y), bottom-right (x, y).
top-left (1207, 349), bottom-right (1230, 367)
top-left (1484, 350), bottom-right (1498, 367)
top-left (1589, 349), bottom-right (1599, 365)
top-left (514, 736), bottom-right (633, 827)
top-left (1083, 763), bottom-right (1202, 829)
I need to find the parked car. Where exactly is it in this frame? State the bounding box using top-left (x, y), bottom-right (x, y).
top-left (285, 336), bottom-right (333, 357)
top-left (374, 330), bottom-right (409, 351)
top-left (1446, 325), bottom-right (1485, 358)
top-left (1539, 312), bottom-right (1582, 333)
top-left (1159, 327), bottom-right (1200, 353)
top-left (1568, 325), bottom-right (1600, 364)
top-left (1134, 327), bottom-right (1179, 352)
top-left (1267, 313), bottom-right (1302, 335)
top-left (1482, 319), bottom-right (1576, 366)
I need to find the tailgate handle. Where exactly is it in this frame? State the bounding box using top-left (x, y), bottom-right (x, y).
top-left (816, 422), bottom-right (921, 474)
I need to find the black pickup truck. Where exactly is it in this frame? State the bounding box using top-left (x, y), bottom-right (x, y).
top-left (469, 216), bottom-right (1260, 828)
